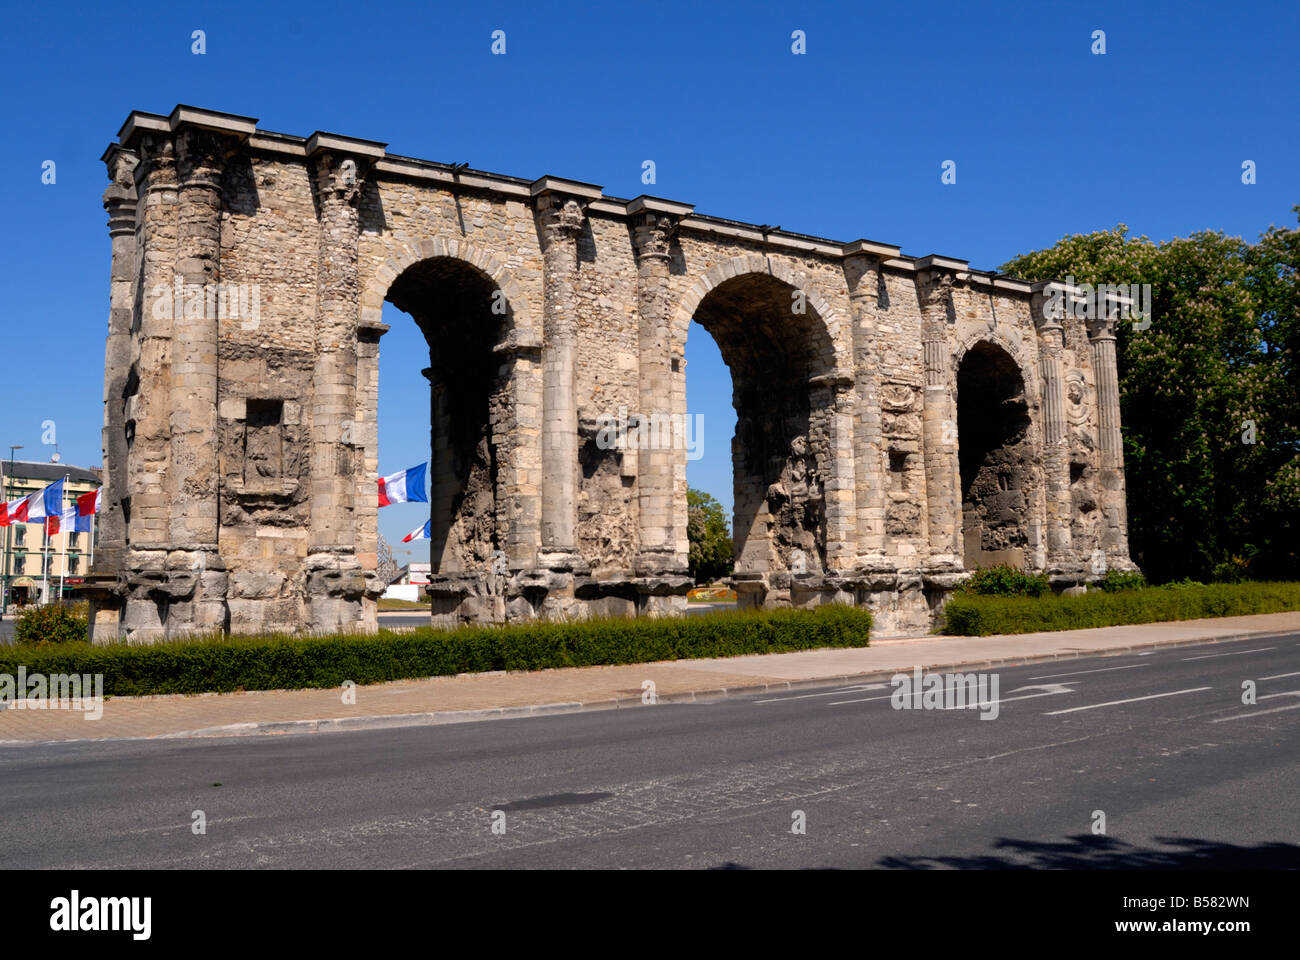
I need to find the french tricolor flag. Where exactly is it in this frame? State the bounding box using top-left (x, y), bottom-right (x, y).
top-left (378, 462), bottom-right (428, 507)
top-left (47, 489), bottom-right (100, 535)
top-left (3, 478), bottom-right (64, 527)
top-left (401, 519), bottom-right (432, 543)
top-left (76, 488), bottom-right (102, 519)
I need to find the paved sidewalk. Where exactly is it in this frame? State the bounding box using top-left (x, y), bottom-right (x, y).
top-left (1, 612), bottom-right (1297, 743)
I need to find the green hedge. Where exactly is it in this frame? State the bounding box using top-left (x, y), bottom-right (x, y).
top-left (942, 581), bottom-right (1300, 636)
top-left (0, 604), bottom-right (870, 697)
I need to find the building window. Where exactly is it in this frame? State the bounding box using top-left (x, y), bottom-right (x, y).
top-left (13, 526), bottom-right (25, 547)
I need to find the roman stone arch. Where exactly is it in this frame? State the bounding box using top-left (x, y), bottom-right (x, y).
top-left (672, 256), bottom-right (851, 377)
top-left (360, 237), bottom-right (540, 349)
top-left (954, 337), bottom-right (1041, 572)
top-left (669, 258), bottom-right (854, 608)
top-left (88, 106), bottom-right (1134, 642)
top-left (952, 328), bottom-right (1036, 400)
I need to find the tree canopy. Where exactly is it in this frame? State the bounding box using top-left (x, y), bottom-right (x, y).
top-left (687, 487), bottom-right (734, 584)
top-left (1001, 207), bottom-right (1300, 582)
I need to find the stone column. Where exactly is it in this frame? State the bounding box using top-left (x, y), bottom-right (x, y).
top-left (631, 208), bottom-right (686, 575)
top-left (354, 317), bottom-right (388, 598)
top-left (167, 129), bottom-right (229, 632)
top-left (535, 192), bottom-right (585, 567)
top-left (306, 151), bottom-right (369, 632)
top-left (1034, 286), bottom-right (1073, 564)
top-left (844, 253), bottom-right (886, 559)
top-left (118, 135), bottom-right (179, 639)
top-left (97, 145), bottom-right (139, 578)
top-left (919, 272), bottom-right (962, 564)
top-left (1088, 316), bottom-right (1132, 565)
top-left (495, 339), bottom-right (544, 569)
top-left (127, 136), bottom-right (178, 555)
top-left (811, 374), bottom-right (858, 572)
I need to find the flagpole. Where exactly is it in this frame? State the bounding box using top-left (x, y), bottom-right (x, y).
top-left (41, 516), bottom-right (49, 606)
top-left (58, 473), bottom-right (68, 605)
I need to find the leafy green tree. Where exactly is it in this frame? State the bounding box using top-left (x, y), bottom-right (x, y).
top-left (687, 487), bottom-right (734, 584)
top-left (1001, 208), bottom-right (1300, 582)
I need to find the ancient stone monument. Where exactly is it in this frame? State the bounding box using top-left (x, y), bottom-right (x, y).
top-left (89, 105), bottom-right (1136, 642)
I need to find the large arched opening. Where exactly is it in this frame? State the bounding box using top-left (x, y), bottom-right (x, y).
top-left (956, 341), bottom-right (1034, 570)
top-left (380, 256), bottom-right (512, 581)
top-left (687, 272), bottom-right (835, 587)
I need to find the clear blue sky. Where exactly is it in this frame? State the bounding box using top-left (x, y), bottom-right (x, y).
top-left (2, 0), bottom-right (1296, 563)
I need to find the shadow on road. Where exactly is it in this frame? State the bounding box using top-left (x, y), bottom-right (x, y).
top-left (876, 834), bottom-right (1300, 869)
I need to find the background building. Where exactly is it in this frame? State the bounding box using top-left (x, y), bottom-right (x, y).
top-left (1, 460), bottom-right (101, 607)
top-left (381, 562), bottom-right (431, 602)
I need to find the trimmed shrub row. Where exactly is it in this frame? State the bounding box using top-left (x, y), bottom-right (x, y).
top-left (0, 604), bottom-right (871, 697)
top-left (942, 581), bottom-right (1300, 636)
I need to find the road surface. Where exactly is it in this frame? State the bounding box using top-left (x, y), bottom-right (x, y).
top-left (1, 632), bottom-right (1296, 868)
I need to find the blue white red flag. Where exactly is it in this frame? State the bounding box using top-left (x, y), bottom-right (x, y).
top-left (76, 488), bottom-right (101, 518)
top-left (401, 519), bottom-right (432, 543)
top-left (378, 463), bottom-right (428, 507)
top-left (1, 478), bottom-right (64, 526)
top-left (48, 505), bottom-right (93, 536)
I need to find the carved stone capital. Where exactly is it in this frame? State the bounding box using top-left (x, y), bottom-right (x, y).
top-left (314, 151), bottom-right (368, 207)
top-left (918, 269), bottom-right (956, 334)
top-left (176, 128), bottom-right (230, 189)
top-left (538, 195), bottom-right (587, 245)
top-left (138, 135), bottom-right (177, 191)
top-left (632, 211), bottom-right (678, 261)
top-left (102, 147), bottom-right (139, 237)
top-left (1086, 315), bottom-right (1118, 342)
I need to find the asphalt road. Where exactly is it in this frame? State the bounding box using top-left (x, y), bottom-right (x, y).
top-left (1, 633), bottom-right (1297, 869)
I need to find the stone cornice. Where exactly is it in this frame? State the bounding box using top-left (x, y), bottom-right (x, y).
top-left (106, 105), bottom-right (1050, 292)
top-left (306, 131), bottom-right (387, 159)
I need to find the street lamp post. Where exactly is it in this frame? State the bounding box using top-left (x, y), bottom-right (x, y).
top-left (2, 445), bottom-right (23, 616)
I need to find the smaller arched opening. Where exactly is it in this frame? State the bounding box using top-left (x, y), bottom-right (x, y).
top-left (956, 341), bottom-right (1034, 570)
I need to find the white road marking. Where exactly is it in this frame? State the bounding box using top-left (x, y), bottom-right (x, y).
top-left (1181, 647), bottom-right (1274, 661)
top-left (1029, 663), bottom-right (1149, 680)
top-left (1044, 687), bottom-right (1211, 715)
top-left (753, 684), bottom-right (888, 704)
top-left (827, 692), bottom-right (897, 705)
top-left (1260, 671), bottom-right (1300, 681)
top-left (1211, 702), bottom-right (1300, 722)
top-left (1259, 689), bottom-right (1300, 701)
top-left (830, 688), bottom-right (1073, 708)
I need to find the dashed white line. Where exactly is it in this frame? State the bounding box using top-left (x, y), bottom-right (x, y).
top-left (1260, 671), bottom-right (1300, 681)
top-left (1211, 702), bottom-right (1300, 723)
top-left (1028, 664), bottom-right (1149, 680)
top-left (1181, 647), bottom-right (1274, 661)
top-left (753, 684), bottom-right (888, 704)
top-left (831, 688), bottom-right (1073, 708)
top-left (1044, 687), bottom-right (1211, 715)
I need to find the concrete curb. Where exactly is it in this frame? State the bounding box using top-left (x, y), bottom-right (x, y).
top-left (122, 625), bottom-right (1297, 742)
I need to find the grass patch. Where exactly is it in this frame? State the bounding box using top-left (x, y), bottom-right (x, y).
top-left (377, 598), bottom-right (429, 611)
top-left (0, 604), bottom-right (870, 697)
top-left (942, 581), bottom-right (1300, 636)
